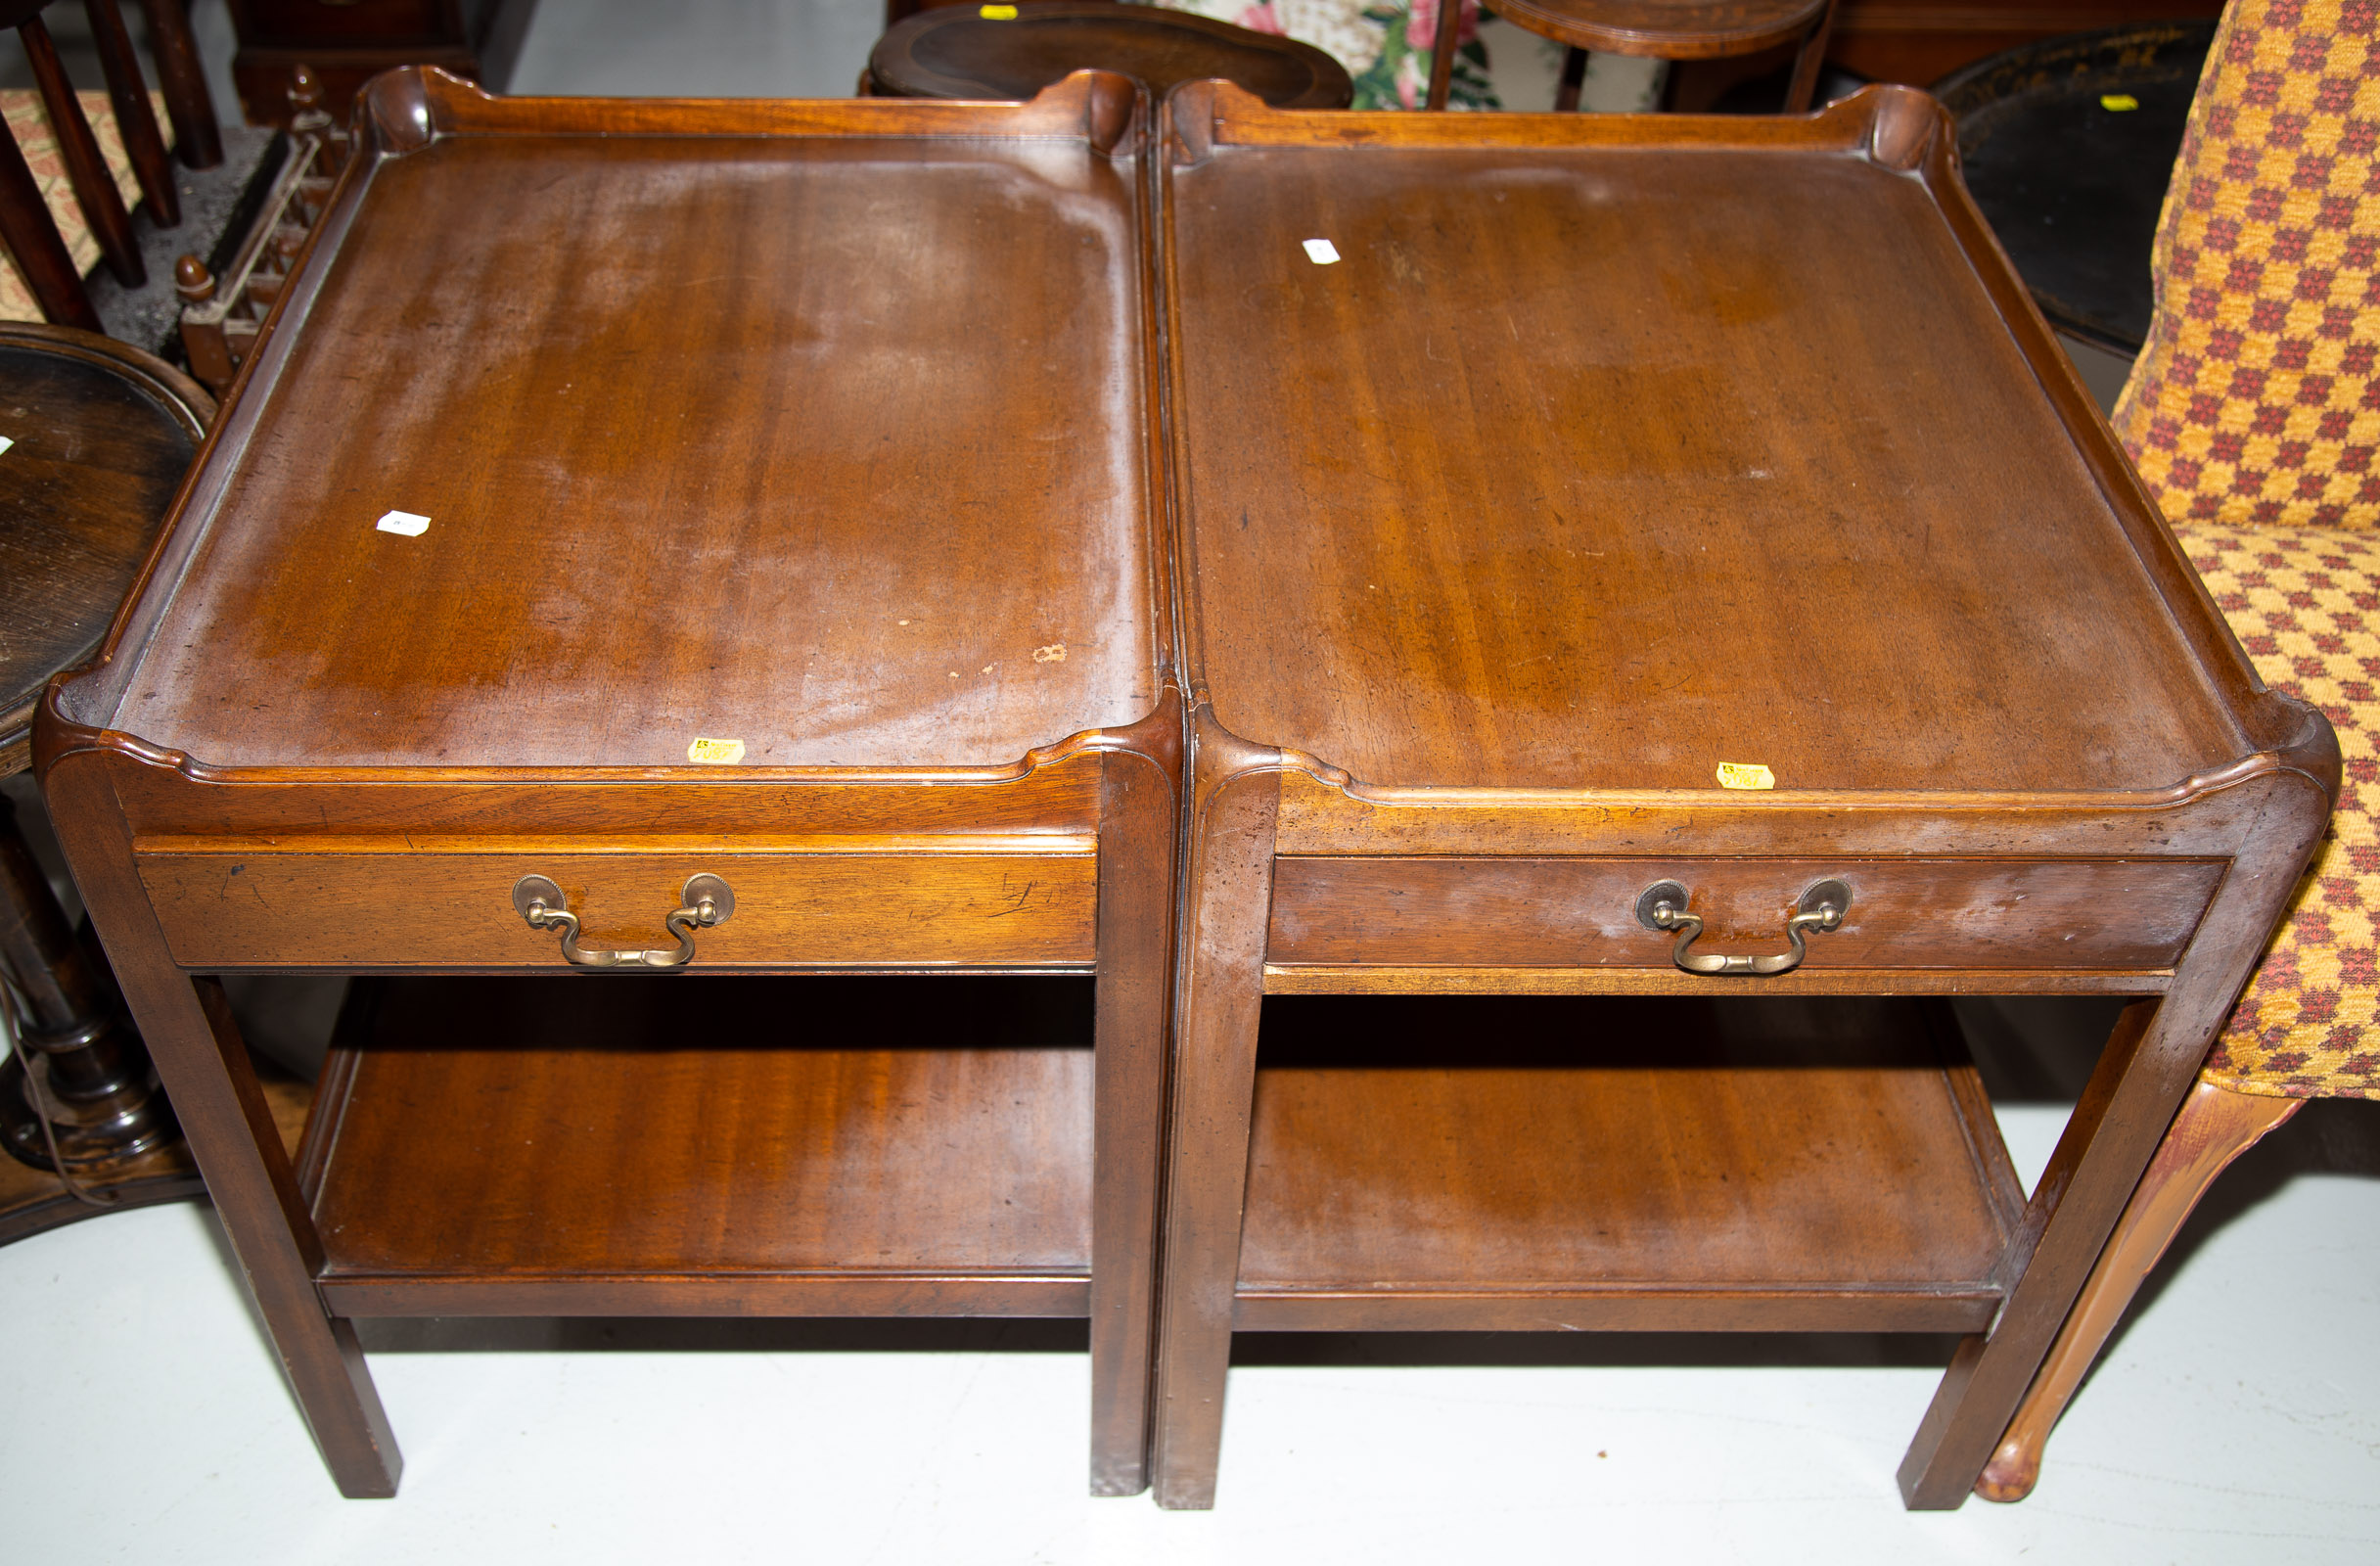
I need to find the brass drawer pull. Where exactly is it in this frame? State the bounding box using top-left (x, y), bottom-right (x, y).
top-left (511, 874), bottom-right (735, 969)
top-left (1634, 878), bottom-right (1850, 976)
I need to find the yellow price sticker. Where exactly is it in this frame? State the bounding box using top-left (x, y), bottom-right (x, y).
top-left (687, 737), bottom-right (747, 765)
top-left (2100, 94), bottom-right (2139, 112)
top-left (980, 4), bottom-right (1019, 16)
top-left (1716, 761), bottom-right (1775, 791)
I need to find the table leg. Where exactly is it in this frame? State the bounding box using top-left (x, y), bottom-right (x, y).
top-left (44, 754), bottom-right (402, 1497)
top-left (1150, 758), bottom-right (1279, 1510)
top-left (1896, 783), bottom-right (2326, 1507)
top-left (1086, 744), bottom-right (1179, 1496)
top-left (1782, 0), bottom-right (1838, 114)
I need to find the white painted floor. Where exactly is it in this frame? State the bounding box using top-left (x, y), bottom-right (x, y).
top-left (4, 1097), bottom-right (2375, 1561)
top-left (3, 0), bottom-right (2377, 1557)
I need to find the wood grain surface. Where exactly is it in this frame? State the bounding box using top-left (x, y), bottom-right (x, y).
top-left (1265, 855), bottom-right (2225, 971)
top-left (0, 325), bottom-right (209, 770)
top-left (307, 975), bottom-right (1097, 1291)
top-left (1236, 994), bottom-right (2021, 1313)
top-left (94, 81), bottom-right (1160, 771)
top-left (138, 847), bottom-right (1098, 968)
top-left (1160, 89), bottom-right (2249, 794)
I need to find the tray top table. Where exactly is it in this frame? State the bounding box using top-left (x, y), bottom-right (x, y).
top-left (36, 69), bottom-right (1180, 1499)
top-left (1146, 83), bottom-right (2335, 1509)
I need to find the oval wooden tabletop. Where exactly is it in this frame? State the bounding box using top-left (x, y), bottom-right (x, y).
top-left (871, 2), bottom-right (1351, 109)
top-left (1487, 0), bottom-right (1828, 58)
top-left (0, 324), bottom-right (210, 771)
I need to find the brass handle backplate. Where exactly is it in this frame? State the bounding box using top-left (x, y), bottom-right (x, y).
top-left (512, 874), bottom-right (735, 969)
top-left (1634, 878), bottom-right (1850, 977)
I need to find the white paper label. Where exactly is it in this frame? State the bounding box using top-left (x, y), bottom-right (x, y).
top-left (376, 510), bottom-right (430, 536)
top-left (1303, 239), bottom-right (1341, 265)
top-left (0, 436), bottom-right (14, 457)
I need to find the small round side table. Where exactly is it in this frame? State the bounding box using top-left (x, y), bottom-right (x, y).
top-left (1431, 0), bottom-right (1838, 113)
top-left (0, 321), bottom-right (211, 1242)
top-left (867, 1), bottom-right (1353, 110)
top-left (1934, 22), bottom-right (2218, 356)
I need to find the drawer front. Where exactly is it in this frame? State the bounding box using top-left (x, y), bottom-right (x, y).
top-left (1266, 856), bottom-right (2226, 972)
top-left (141, 851), bottom-right (1097, 969)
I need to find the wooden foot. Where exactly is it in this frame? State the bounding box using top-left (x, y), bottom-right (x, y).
top-left (1974, 1079), bottom-right (2304, 1502)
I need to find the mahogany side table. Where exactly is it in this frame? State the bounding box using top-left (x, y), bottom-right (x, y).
top-left (1146, 83), bottom-right (2334, 1509)
top-left (37, 69), bottom-right (1180, 1498)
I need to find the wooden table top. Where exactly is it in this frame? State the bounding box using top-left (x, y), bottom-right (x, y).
top-left (70, 72), bottom-right (1167, 774)
top-left (1161, 85), bottom-right (2261, 796)
top-left (870, 2), bottom-right (1351, 110)
top-left (1485, 0), bottom-right (1829, 59)
top-left (0, 325), bottom-right (210, 771)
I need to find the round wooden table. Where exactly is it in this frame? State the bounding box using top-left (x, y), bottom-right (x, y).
top-left (0, 321), bottom-right (212, 1241)
top-left (868, 1), bottom-right (1352, 110)
top-left (1935, 22), bottom-right (2217, 355)
top-left (1452, 0), bottom-right (1837, 114)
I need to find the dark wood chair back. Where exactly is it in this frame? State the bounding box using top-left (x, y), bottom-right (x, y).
top-left (0, 0), bottom-right (219, 332)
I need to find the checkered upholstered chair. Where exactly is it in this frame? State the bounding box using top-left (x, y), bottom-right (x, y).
top-left (1978, 0), bottom-right (2380, 1502)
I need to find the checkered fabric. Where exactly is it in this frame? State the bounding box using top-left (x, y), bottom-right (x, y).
top-left (2111, 0), bottom-right (2380, 530)
top-left (2116, 0), bottom-right (2380, 1099)
top-left (2173, 521), bottom-right (2380, 1099)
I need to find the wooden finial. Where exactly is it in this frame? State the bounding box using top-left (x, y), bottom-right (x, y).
top-left (290, 65), bottom-right (322, 115)
top-left (174, 254), bottom-right (215, 304)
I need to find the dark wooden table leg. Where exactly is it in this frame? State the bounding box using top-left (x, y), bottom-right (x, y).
top-left (1782, 0), bottom-right (1838, 113)
top-left (1150, 745), bottom-right (1279, 1510)
top-left (44, 753), bottom-right (401, 1497)
top-left (1086, 729), bottom-right (1179, 1496)
top-left (1895, 786), bottom-right (2325, 1507)
top-left (0, 790), bottom-right (176, 1174)
top-left (1554, 46), bottom-right (1587, 114)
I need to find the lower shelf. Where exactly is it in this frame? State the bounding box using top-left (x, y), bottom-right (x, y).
top-left (1236, 993), bottom-right (2029, 1333)
top-left (299, 975), bottom-right (1096, 1316)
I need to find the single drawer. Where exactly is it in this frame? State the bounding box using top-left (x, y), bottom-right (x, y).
top-left (1266, 856), bottom-right (2226, 972)
top-left (140, 847), bottom-right (1097, 969)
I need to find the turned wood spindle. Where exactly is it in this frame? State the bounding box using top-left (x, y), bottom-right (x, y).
top-left (16, 11), bottom-right (143, 286)
top-left (136, 0), bottom-right (221, 169)
top-left (84, 0), bottom-right (178, 227)
top-left (0, 112), bottom-right (100, 329)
